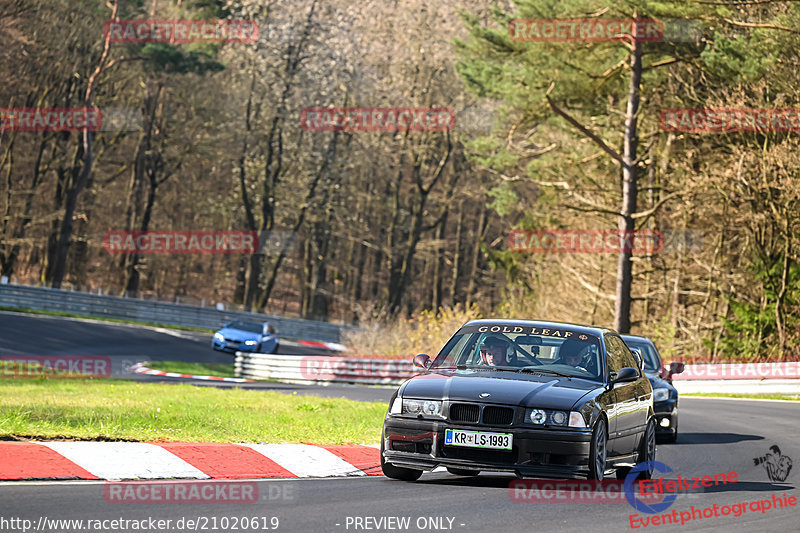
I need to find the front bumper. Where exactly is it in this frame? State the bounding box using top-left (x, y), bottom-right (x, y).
top-left (653, 399), bottom-right (678, 435)
top-left (382, 417), bottom-right (593, 479)
top-left (211, 339), bottom-right (259, 353)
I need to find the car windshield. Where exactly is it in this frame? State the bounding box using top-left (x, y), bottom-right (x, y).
top-left (432, 324), bottom-right (603, 381)
top-left (625, 341), bottom-right (660, 372)
top-left (225, 321), bottom-right (263, 333)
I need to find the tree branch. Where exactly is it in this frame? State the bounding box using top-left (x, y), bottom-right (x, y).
top-left (545, 88), bottom-right (625, 167)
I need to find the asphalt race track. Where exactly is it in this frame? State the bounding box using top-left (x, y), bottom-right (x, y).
top-left (1, 314), bottom-right (798, 532)
top-left (0, 311), bottom-right (333, 360)
top-left (0, 311), bottom-right (393, 401)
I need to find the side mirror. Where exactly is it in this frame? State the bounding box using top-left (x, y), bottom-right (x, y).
top-left (610, 367), bottom-right (639, 384)
top-left (223, 322), bottom-right (231, 328)
top-left (413, 353), bottom-right (431, 370)
top-left (667, 362), bottom-right (685, 379)
top-left (630, 348), bottom-right (644, 372)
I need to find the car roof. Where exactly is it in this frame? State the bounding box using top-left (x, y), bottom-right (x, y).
top-left (463, 318), bottom-right (614, 338)
top-left (620, 334), bottom-right (653, 344)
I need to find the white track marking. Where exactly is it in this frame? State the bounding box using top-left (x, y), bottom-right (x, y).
top-left (39, 442), bottom-right (209, 480)
top-left (241, 444), bottom-right (366, 477)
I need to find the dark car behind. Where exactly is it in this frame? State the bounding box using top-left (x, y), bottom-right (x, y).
top-left (621, 335), bottom-right (684, 443)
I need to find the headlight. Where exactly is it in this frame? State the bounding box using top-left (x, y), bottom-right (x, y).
top-left (213, 333), bottom-right (224, 340)
top-left (528, 409), bottom-right (547, 424)
top-left (526, 408), bottom-right (586, 427)
top-left (390, 396), bottom-right (403, 414)
top-left (243, 340), bottom-right (258, 346)
top-left (653, 388), bottom-right (670, 402)
top-left (402, 399), bottom-right (443, 418)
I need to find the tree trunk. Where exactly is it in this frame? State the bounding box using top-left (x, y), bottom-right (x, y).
top-left (613, 37), bottom-right (643, 334)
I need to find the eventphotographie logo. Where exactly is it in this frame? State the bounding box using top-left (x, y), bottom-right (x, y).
top-left (753, 445), bottom-right (793, 483)
top-left (300, 108), bottom-right (456, 132)
top-left (103, 20), bottom-right (258, 44)
top-left (103, 230), bottom-right (258, 255)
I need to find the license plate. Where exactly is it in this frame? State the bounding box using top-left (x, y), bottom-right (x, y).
top-left (226, 342), bottom-right (238, 349)
top-left (444, 429), bottom-right (512, 450)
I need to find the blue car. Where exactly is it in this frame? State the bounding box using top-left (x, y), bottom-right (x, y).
top-left (621, 335), bottom-right (684, 443)
top-left (212, 320), bottom-right (279, 354)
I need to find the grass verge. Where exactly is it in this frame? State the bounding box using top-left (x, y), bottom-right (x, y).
top-left (682, 392), bottom-right (799, 401)
top-left (145, 361), bottom-right (237, 378)
top-left (0, 378), bottom-right (386, 443)
top-left (0, 305), bottom-right (213, 333)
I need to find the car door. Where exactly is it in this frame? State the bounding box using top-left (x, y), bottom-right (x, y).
top-left (604, 334), bottom-right (640, 456)
top-left (616, 337), bottom-right (650, 435)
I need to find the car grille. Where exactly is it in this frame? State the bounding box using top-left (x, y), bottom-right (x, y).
top-left (224, 338), bottom-right (240, 344)
top-left (448, 403), bottom-right (515, 425)
top-left (449, 403), bottom-right (480, 423)
top-left (483, 406), bottom-right (515, 425)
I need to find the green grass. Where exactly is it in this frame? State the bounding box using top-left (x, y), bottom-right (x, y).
top-left (0, 378), bottom-right (386, 443)
top-left (145, 361), bottom-right (237, 378)
top-left (0, 305), bottom-right (213, 333)
top-left (683, 392), bottom-right (800, 401)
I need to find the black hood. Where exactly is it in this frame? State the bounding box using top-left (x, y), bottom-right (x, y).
top-left (645, 371), bottom-right (676, 392)
top-left (400, 370), bottom-right (598, 410)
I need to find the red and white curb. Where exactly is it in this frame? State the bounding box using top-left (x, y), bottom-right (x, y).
top-left (294, 339), bottom-right (350, 352)
top-left (0, 442), bottom-right (382, 481)
top-left (131, 363), bottom-right (252, 383)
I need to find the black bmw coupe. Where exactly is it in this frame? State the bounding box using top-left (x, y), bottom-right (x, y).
top-left (381, 319), bottom-right (656, 481)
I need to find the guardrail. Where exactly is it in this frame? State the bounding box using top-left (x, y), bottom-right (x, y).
top-left (235, 353), bottom-right (416, 385)
top-left (234, 354), bottom-right (800, 394)
top-left (0, 283), bottom-right (349, 343)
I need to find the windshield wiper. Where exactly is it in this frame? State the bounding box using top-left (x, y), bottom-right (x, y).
top-left (456, 364), bottom-right (518, 372)
top-left (518, 367), bottom-right (572, 378)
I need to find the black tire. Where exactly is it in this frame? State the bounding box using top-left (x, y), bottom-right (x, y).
top-left (587, 417), bottom-right (607, 480)
top-left (615, 466), bottom-right (632, 480)
top-left (636, 419), bottom-right (657, 480)
top-left (380, 439), bottom-right (422, 481)
top-left (447, 467), bottom-right (480, 476)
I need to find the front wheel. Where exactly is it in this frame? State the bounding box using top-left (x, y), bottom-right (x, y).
top-left (380, 440), bottom-right (422, 481)
top-left (636, 419), bottom-right (657, 479)
top-left (587, 418), bottom-right (607, 480)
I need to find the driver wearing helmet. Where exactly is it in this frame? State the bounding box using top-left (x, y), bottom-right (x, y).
top-left (559, 339), bottom-right (590, 372)
top-left (480, 335), bottom-right (513, 366)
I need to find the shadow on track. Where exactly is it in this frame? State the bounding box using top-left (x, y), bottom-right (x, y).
top-left (670, 432), bottom-right (764, 445)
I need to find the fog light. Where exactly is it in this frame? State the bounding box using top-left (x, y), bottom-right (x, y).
top-left (660, 418), bottom-right (670, 428)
